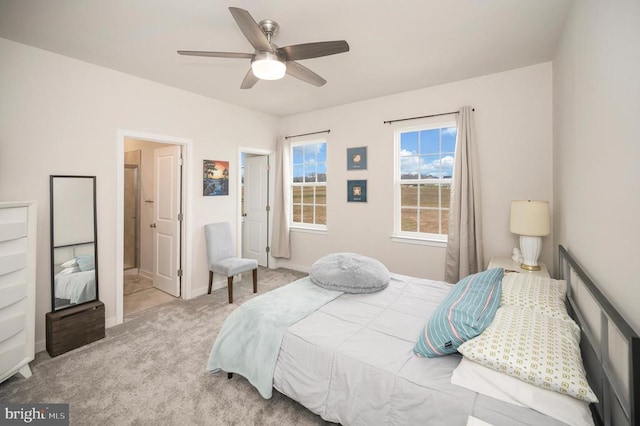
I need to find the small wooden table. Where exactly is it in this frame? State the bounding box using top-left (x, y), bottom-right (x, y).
top-left (487, 256), bottom-right (550, 278)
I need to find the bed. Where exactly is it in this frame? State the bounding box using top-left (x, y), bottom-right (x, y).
top-left (52, 243), bottom-right (96, 309)
top-left (54, 269), bottom-right (95, 306)
top-left (207, 247), bottom-right (638, 426)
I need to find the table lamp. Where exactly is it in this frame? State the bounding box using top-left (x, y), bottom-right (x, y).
top-left (509, 200), bottom-right (550, 271)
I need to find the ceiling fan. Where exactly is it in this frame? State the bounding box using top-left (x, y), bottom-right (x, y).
top-left (178, 7), bottom-right (350, 89)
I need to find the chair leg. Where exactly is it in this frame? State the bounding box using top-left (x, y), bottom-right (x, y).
top-left (252, 268), bottom-right (258, 294)
top-left (208, 271), bottom-right (213, 294)
top-left (227, 276), bottom-right (234, 304)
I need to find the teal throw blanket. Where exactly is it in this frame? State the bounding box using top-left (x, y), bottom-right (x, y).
top-left (207, 277), bottom-right (342, 398)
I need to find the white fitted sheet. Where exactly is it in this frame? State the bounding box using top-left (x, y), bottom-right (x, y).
top-left (273, 274), bottom-right (572, 426)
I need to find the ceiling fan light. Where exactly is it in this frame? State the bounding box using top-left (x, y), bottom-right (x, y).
top-left (251, 52), bottom-right (286, 80)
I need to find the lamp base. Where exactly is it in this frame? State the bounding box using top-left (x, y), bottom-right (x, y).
top-left (520, 263), bottom-right (541, 272)
top-left (519, 235), bottom-right (542, 272)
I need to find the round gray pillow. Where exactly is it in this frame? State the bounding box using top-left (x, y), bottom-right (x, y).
top-left (309, 253), bottom-right (390, 293)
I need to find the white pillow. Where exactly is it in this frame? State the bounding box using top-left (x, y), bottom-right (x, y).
top-left (501, 274), bottom-right (570, 320)
top-left (452, 357), bottom-right (594, 426)
top-left (457, 305), bottom-right (598, 403)
top-left (59, 266), bottom-right (81, 274)
top-left (60, 258), bottom-right (78, 268)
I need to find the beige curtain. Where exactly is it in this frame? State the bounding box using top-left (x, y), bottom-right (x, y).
top-left (444, 106), bottom-right (483, 283)
top-left (270, 137), bottom-right (291, 258)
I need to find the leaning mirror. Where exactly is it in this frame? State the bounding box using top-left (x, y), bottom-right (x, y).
top-left (50, 175), bottom-right (99, 311)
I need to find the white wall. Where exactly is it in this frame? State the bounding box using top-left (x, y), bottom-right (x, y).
top-left (0, 38), bottom-right (279, 348)
top-left (278, 63), bottom-right (554, 280)
top-left (0, 36), bottom-right (562, 350)
top-left (553, 0), bottom-right (640, 334)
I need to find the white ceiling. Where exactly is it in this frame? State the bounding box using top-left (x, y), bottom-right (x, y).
top-left (0, 0), bottom-right (573, 117)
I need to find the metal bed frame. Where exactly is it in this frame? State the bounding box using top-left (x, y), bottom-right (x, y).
top-left (558, 245), bottom-right (639, 426)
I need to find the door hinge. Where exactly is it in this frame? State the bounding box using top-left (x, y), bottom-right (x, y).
top-left (177, 269), bottom-right (183, 277)
top-left (266, 164), bottom-right (270, 172)
top-left (178, 213), bottom-right (183, 221)
top-left (265, 246), bottom-right (270, 253)
top-left (265, 205), bottom-right (270, 212)
top-left (178, 157), bottom-right (183, 166)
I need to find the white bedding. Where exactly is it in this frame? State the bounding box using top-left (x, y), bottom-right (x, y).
top-left (273, 274), bottom-right (571, 426)
top-left (452, 357), bottom-right (593, 426)
top-left (54, 269), bottom-right (95, 304)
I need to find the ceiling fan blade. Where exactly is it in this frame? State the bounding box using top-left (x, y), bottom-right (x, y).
top-left (177, 50), bottom-right (254, 59)
top-left (240, 68), bottom-right (260, 89)
top-left (278, 41), bottom-right (349, 61)
top-left (286, 61), bottom-right (326, 87)
top-left (228, 7), bottom-right (273, 52)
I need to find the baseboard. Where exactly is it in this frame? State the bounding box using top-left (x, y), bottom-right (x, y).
top-left (138, 268), bottom-right (153, 280)
top-left (190, 273), bottom-right (262, 299)
top-left (190, 277), bottom-right (227, 299)
top-left (273, 260), bottom-right (310, 273)
top-left (123, 268), bottom-right (139, 276)
top-left (105, 315), bottom-right (118, 329)
top-left (190, 286), bottom-right (209, 298)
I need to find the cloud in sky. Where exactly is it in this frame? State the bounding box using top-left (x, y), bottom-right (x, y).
top-left (401, 155), bottom-right (454, 177)
top-left (293, 143), bottom-right (327, 172)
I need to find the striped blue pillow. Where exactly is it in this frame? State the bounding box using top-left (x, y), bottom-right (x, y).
top-left (414, 268), bottom-right (503, 358)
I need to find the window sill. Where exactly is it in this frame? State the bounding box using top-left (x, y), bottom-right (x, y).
top-left (391, 235), bottom-right (447, 248)
top-left (290, 226), bottom-right (328, 236)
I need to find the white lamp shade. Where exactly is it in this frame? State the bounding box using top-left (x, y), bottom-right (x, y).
top-left (510, 200), bottom-right (550, 237)
top-left (251, 52), bottom-right (286, 80)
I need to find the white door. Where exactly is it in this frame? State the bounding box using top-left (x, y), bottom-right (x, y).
top-left (152, 145), bottom-right (181, 297)
top-left (243, 155), bottom-right (269, 266)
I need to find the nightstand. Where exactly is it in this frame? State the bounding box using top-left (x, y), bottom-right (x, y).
top-left (487, 256), bottom-right (550, 278)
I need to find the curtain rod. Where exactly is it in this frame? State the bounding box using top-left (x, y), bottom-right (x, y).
top-left (383, 108), bottom-right (474, 125)
top-left (284, 129), bottom-right (331, 140)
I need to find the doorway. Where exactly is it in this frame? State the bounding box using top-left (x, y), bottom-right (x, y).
top-left (116, 130), bottom-right (193, 326)
top-left (122, 140), bottom-right (182, 318)
top-left (240, 148), bottom-right (274, 268)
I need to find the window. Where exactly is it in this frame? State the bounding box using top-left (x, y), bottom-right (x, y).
top-left (291, 140), bottom-right (327, 230)
top-left (394, 123), bottom-right (457, 243)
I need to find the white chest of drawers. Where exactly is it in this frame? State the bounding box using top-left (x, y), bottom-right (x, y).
top-left (0, 201), bottom-right (37, 384)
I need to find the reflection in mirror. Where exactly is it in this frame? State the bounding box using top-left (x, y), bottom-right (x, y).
top-left (50, 176), bottom-right (99, 311)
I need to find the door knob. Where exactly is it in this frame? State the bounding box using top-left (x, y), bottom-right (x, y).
top-left (150, 223), bottom-right (157, 228)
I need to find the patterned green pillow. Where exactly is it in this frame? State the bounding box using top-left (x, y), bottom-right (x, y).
top-left (500, 274), bottom-right (570, 321)
top-left (458, 306), bottom-right (598, 403)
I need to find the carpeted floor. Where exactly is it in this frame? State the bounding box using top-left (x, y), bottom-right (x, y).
top-left (0, 267), bottom-right (334, 426)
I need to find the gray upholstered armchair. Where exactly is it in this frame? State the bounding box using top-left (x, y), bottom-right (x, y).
top-left (204, 222), bottom-right (258, 303)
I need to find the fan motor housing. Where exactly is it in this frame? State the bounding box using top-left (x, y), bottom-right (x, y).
top-left (258, 19), bottom-right (279, 38)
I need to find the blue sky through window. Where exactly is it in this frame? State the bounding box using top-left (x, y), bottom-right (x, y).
top-left (420, 129), bottom-right (439, 153)
top-left (292, 142), bottom-right (326, 182)
top-left (400, 126), bottom-right (456, 178)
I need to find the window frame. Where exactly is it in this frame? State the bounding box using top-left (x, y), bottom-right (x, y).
top-left (289, 138), bottom-right (328, 232)
top-left (392, 121), bottom-right (457, 245)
